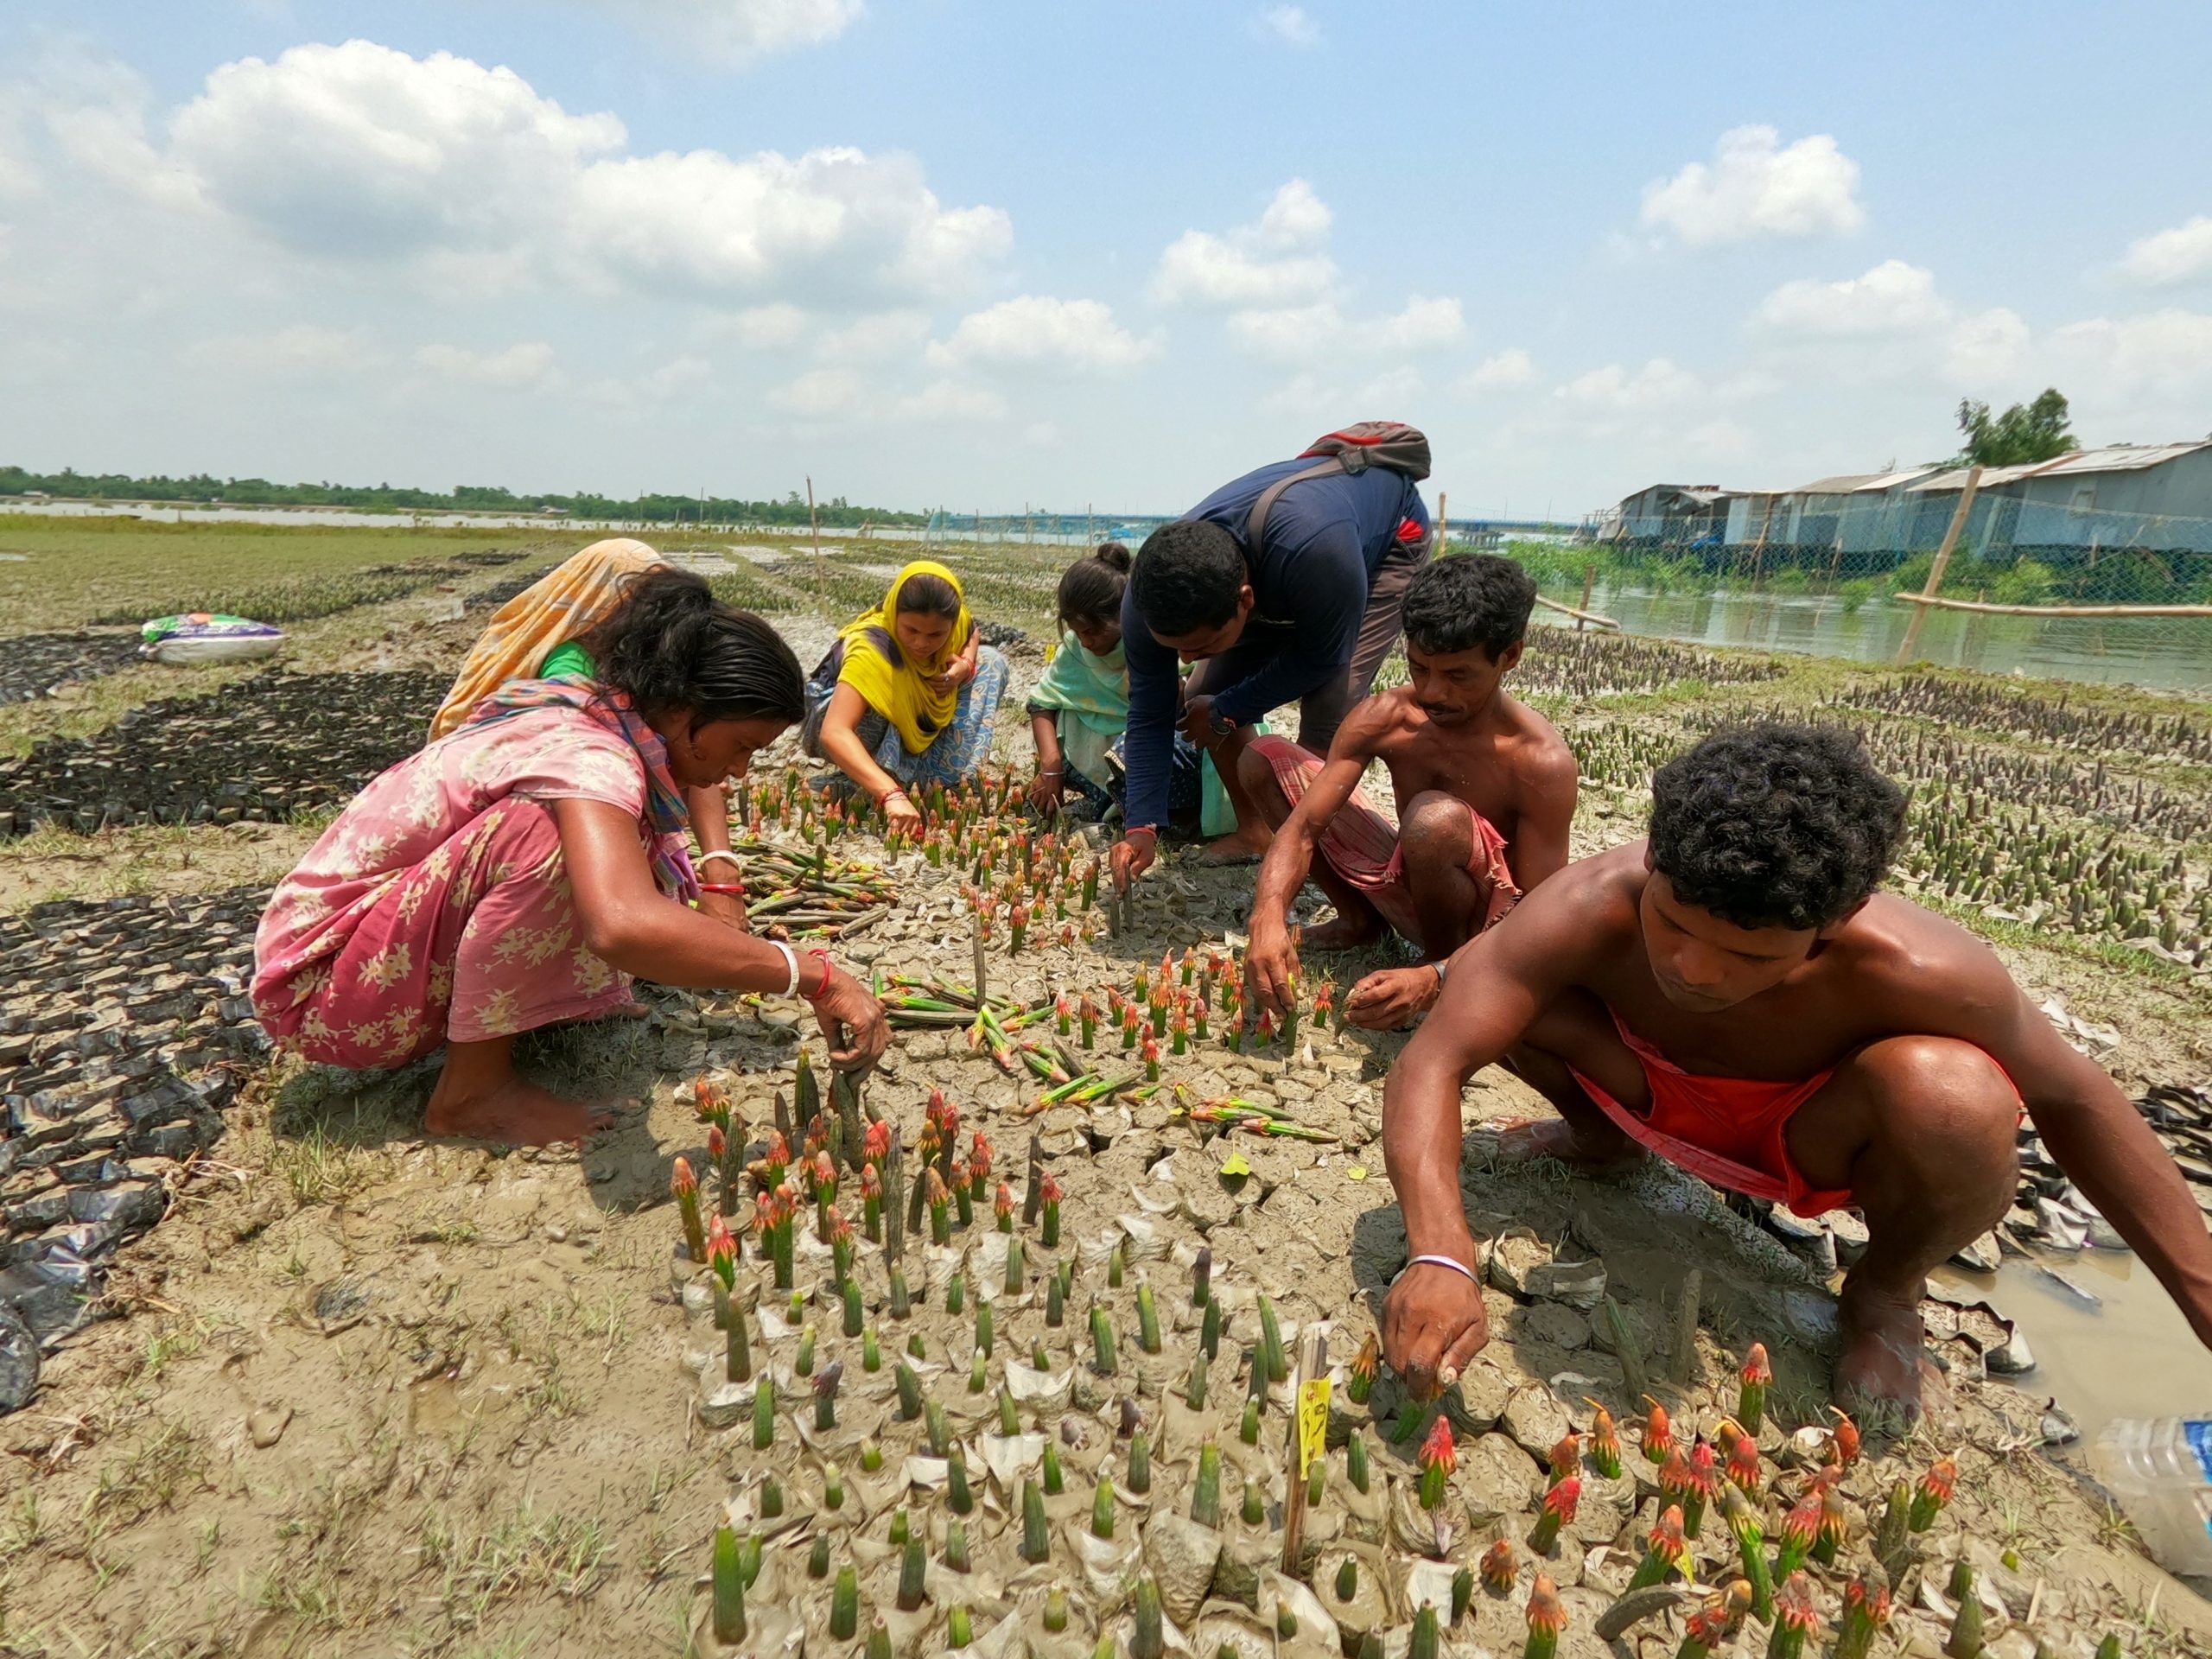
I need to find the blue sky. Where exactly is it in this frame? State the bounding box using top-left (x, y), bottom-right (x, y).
top-left (4, 2), bottom-right (2210, 518)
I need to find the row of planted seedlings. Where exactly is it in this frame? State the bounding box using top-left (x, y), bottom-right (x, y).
top-left (1830, 675), bottom-right (2212, 767)
top-left (667, 1051), bottom-right (2139, 1659)
top-left (883, 947), bottom-right (1348, 1137)
top-left (1563, 715), bottom-right (2209, 965)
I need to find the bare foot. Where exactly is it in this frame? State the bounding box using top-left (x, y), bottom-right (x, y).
top-left (1190, 827), bottom-right (1272, 866)
top-left (1835, 1286), bottom-right (1950, 1423)
top-left (424, 1071), bottom-right (620, 1147)
top-left (1494, 1116), bottom-right (1647, 1175)
top-left (1301, 912), bottom-right (1386, 950)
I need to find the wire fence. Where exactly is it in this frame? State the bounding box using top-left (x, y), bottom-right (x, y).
top-left (1517, 493), bottom-right (2212, 695)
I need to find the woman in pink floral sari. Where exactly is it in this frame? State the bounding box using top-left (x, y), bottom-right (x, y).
top-left (253, 569), bottom-right (889, 1145)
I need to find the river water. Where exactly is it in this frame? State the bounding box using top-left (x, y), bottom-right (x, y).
top-left (1554, 584), bottom-right (2212, 695)
top-left (1933, 1252), bottom-right (2212, 1440)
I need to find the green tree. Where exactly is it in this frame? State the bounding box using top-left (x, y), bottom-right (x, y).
top-left (1955, 388), bottom-right (2075, 467)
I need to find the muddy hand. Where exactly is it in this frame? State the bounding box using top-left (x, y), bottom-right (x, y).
top-left (1382, 1261), bottom-right (1490, 1401)
top-left (1109, 830), bottom-right (1156, 893)
top-left (1245, 928), bottom-right (1300, 1019)
top-left (815, 969), bottom-right (890, 1070)
top-left (1344, 965), bottom-right (1441, 1031)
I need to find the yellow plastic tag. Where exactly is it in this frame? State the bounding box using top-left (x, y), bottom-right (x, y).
top-left (1297, 1376), bottom-right (1332, 1477)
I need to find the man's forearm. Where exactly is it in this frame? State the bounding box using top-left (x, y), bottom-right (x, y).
top-left (1382, 1051), bottom-right (1478, 1262)
top-left (2040, 1094), bottom-right (2212, 1341)
top-left (1251, 820), bottom-right (1319, 934)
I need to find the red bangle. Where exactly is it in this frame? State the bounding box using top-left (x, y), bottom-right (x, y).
top-left (804, 950), bottom-right (834, 1000)
top-left (697, 882), bottom-right (747, 896)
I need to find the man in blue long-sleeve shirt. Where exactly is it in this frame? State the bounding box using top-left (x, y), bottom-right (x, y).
top-left (1109, 451), bottom-right (1431, 889)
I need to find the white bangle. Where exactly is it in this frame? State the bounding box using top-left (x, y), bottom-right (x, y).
top-left (1395, 1253), bottom-right (1478, 1287)
top-left (771, 942), bottom-right (800, 997)
top-left (698, 850), bottom-right (742, 870)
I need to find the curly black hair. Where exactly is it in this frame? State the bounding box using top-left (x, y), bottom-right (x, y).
top-left (581, 566), bottom-right (804, 727)
top-left (1401, 553), bottom-right (1535, 658)
top-left (1130, 519), bottom-right (1245, 635)
top-left (1649, 723), bottom-right (1905, 931)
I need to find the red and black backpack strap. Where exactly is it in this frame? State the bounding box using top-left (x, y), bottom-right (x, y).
top-left (1243, 421), bottom-right (1432, 551)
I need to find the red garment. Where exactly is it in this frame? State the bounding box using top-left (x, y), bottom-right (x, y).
top-left (1567, 1008), bottom-right (1853, 1217)
top-left (1250, 734), bottom-right (1520, 944)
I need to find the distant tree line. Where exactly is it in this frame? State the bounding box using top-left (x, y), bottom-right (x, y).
top-left (0, 467), bottom-right (929, 529)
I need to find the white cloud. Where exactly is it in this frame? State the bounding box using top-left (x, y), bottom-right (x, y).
top-left (182, 323), bottom-right (382, 378)
top-left (726, 302), bottom-right (810, 349)
top-left (1255, 7), bottom-right (1322, 48)
top-left (53, 41), bottom-right (1006, 308)
top-left (1942, 307), bottom-right (2028, 383)
top-left (2120, 215), bottom-right (2212, 287)
top-left (896, 378), bottom-right (1007, 423)
top-left (769, 365), bottom-right (1007, 424)
top-left (645, 354), bottom-right (713, 397)
top-left (1555, 357), bottom-right (1701, 413)
top-left (573, 146), bottom-right (1010, 303)
top-left (171, 42), bottom-right (622, 260)
top-left (817, 309), bottom-right (931, 363)
top-left (415, 340), bottom-right (557, 387)
top-left (1360, 294), bottom-right (1465, 353)
top-left (1461, 347), bottom-right (1537, 393)
top-left (1750, 260), bottom-right (2027, 388)
top-left (597, 0), bottom-right (867, 65)
top-left (1151, 179), bottom-right (1338, 307)
top-left (1227, 302), bottom-right (1341, 362)
top-left (1752, 259), bottom-right (1948, 338)
top-left (1642, 125), bottom-right (1863, 245)
top-left (770, 365), bottom-right (864, 417)
top-left (927, 296), bottom-right (1156, 375)
top-left (2050, 308), bottom-right (2212, 397)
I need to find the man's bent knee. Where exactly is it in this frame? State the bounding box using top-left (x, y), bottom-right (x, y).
top-left (1236, 741), bottom-right (1282, 802)
top-left (1847, 1035), bottom-right (2018, 1219)
top-left (1857, 1035), bottom-right (2016, 1128)
top-left (1398, 791), bottom-right (1472, 862)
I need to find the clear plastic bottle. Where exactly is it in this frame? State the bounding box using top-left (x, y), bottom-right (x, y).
top-left (2091, 1417), bottom-right (2212, 1576)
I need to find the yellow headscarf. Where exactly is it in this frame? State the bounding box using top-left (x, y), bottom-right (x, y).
top-left (428, 538), bottom-right (664, 741)
top-left (834, 561), bottom-right (975, 754)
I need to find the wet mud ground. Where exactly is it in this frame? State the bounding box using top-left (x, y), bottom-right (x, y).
top-left (0, 537), bottom-right (2209, 1656)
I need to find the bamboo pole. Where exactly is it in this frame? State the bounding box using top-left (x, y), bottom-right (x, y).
top-left (1895, 465), bottom-right (1982, 664)
top-left (1577, 564), bottom-right (1595, 631)
top-left (1891, 593), bottom-right (2212, 619)
top-left (807, 475), bottom-right (825, 609)
top-left (1436, 491), bottom-right (1447, 557)
top-left (1281, 1324), bottom-right (1327, 1573)
top-left (1535, 592), bottom-right (1620, 631)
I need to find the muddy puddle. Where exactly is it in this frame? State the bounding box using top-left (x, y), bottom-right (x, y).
top-left (1939, 1252), bottom-right (2212, 1438)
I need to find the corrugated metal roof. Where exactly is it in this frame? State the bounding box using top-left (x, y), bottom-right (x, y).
top-left (1788, 472), bottom-right (1887, 495)
top-left (1848, 467), bottom-right (1941, 493)
top-left (2024, 440), bottom-right (2212, 477)
top-left (1908, 441), bottom-right (2212, 491)
top-left (1906, 462), bottom-right (2048, 493)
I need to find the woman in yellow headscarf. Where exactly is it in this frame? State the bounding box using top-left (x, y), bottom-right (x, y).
top-left (430, 537), bottom-right (747, 930)
top-left (801, 561), bottom-right (1011, 830)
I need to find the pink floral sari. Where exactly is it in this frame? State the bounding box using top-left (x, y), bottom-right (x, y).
top-left (252, 692), bottom-right (683, 1069)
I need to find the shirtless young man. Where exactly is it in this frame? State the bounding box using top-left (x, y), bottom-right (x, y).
top-left (1381, 723), bottom-right (2212, 1412)
top-left (1242, 554), bottom-right (1577, 1028)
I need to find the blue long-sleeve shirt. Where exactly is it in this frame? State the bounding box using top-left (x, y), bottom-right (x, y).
top-left (1121, 456), bottom-right (1429, 831)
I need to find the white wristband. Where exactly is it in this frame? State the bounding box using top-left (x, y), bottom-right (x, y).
top-left (772, 942), bottom-right (800, 997)
top-left (698, 849), bottom-right (743, 870)
top-left (1395, 1253), bottom-right (1478, 1287)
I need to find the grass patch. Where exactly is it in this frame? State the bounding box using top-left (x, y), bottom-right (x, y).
top-left (0, 515), bottom-right (579, 633)
top-left (88, 1418), bottom-right (209, 1528)
top-left (416, 1503), bottom-right (612, 1636)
